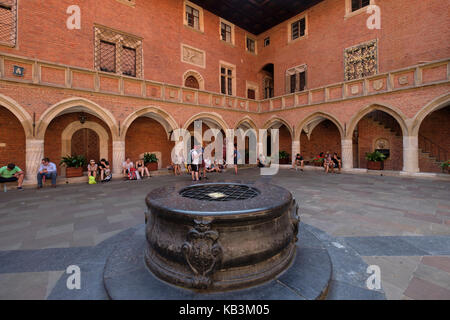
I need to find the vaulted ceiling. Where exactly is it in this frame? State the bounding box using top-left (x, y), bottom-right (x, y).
top-left (189, 0), bottom-right (325, 35)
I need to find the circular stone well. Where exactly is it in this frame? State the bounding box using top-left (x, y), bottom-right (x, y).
top-left (103, 181), bottom-right (333, 300)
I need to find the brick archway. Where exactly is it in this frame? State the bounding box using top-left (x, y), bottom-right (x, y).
top-left (182, 70), bottom-right (205, 90)
top-left (411, 93), bottom-right (450, 137)
top-left (0, 94), bottom-right (33, 138)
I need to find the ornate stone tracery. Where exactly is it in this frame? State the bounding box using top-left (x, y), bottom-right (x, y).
top-left (344, 39), bottom-right (378, 81)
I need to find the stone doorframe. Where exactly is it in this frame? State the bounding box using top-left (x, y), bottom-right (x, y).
top-left (61, 121), bottom-right (109, 176)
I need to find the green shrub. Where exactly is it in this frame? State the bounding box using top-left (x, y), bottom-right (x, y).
top-left (60, 155), bottom-right (87, 168)
top-left (365, 151), bottom-right (386, 162)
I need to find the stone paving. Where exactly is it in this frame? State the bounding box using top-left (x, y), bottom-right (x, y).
top-left (0, 168), bottom-right (449, 299)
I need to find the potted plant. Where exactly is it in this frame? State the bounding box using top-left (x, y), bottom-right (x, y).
top-left (279, 151), bottom-right (290, 164)
top-left (441, 160), bottom-right (450, 174)
top-left (60, 155), bottom-right (87, 178)
top-left (365, 150), bottom-right (386, 170)
top-left (312, 157), bottom-right (324, 167)
top-left (144, 153), bottom-right (158, 171)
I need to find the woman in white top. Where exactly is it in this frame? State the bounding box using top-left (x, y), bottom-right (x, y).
top-left (87, 160), bottom-right (98, 178)
top-left (122, 158), bottom-right (134, 176)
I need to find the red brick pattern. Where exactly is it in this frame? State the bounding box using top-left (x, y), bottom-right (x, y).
top-left (300, 120), bottom-right (341, 160)
top-left (0, 106), bottom-right (26, 170)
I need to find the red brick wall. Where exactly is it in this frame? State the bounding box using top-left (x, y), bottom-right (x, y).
top-left (44, 113), bottom-right (113, 174)
top-left (356, 116), bottom-right (403, 171)
top-left (278, 125), bottom-right (292, 159)
top-left (418, 107), bottom-right (450, 172)
top-left (125, 117), bottom-right (174, 168)
top-left (257, 0), bottom-right (449, 96)
top-left (300, 120), bottom-right (341, 160)
top-left (0, 107), bottom-right (26, 171)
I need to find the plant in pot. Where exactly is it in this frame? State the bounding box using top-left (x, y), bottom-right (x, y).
top-left (365, 150), bottom-right (386, 170)
top-left (312, 157), bottom-right (324, 167)
top-left (144, 153), bottom-right (158, 171)
top-left (279, 151), bottom-right (290, 164)
top-left (60, 155), bottom-right (87, 178)
top-left (440, 160), bottom-right (450, 174)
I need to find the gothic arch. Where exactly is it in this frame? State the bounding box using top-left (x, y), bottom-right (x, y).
top-left (182, 70), bottom-right (205, 90)
top-left (295, 111), bottom-right (344, 142)
top-left (0, 93), bottom-right (33, 138)
top-left (411, 93), bottom-right (450, 136)
top-left (36, 97), bottom-right (119, 140)
top-left (346, 103), bottom-right (409, 139)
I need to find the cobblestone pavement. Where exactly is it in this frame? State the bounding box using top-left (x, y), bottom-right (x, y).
top-left (0, 168), bottom-right (449, 299)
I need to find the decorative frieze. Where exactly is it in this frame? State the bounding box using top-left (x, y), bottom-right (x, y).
top-left (181, 44), bottom-right (206, 68)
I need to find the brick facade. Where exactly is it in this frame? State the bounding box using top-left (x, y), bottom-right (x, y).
top-left (0, 0), bottom-right (448, 180)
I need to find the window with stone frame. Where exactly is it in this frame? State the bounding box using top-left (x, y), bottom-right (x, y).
top-left (94, 25), bottom-right (143, 78)
top-left (286, 65), bottom-right (307, 93)
top-left (0, 0), bottom-right (17, 47)
top-left (186, 5), bottom-right (200, 30)
top-left (185, 75), bottom-right (200, 89)
top-left (247, 89), bottom-right (256, 100)
top-left (221, 22), bottom-right (232, 43)
top-left (291, 18), bottom-right (306, 41)
top-left (221, 66), bottom-right (234, 95)
top-left (344, 39), bottom-right (377, 81)
top-left (246, 37), bottom-right (256, 53)
top-left (264, 37), bottom-right (270, 47)
top-left (263, 77), bottom-right (274, 99)
top-left (351, 0), bottom-right (370, 12)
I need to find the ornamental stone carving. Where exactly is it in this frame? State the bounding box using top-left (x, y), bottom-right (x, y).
top-left (344, 39), bottom-right (378, 81)
top-left (181, 219), bottom-right (223, 289)
top-left (181, 44), bottom-right (206, 68)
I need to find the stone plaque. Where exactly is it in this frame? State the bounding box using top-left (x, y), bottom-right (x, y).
top-left (350, 85), bottom-right (359, 95)
top-left (373, 79), bottom-right (383, 91)
top-left (398, 76), bottom-right (409, 85)
top-left (344, 39), bottom-right (378, 81)
top-left (182, 44), bottom-right (205, 68)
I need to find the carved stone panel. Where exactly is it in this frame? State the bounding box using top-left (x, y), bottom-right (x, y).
top-left (181, 44), bottom-right (206, 68)
top-left (344, 39), bottom-right (378, 81)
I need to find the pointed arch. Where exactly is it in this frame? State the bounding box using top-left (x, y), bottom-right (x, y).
top-left (0, 93), bottom-right (33, 138)
top-left (235, 116), bottom-right (258, 131)
top-left (121, 106), bottom-right (179, 140)
top-left (182, 112), bottom-right (229, 132)
top-left (262, 116), bottom-right (293, 138)
top-left (411, 93), bottom-right (450, 136)
top-left (36, 97), bottom-right (119, 140)
top-left (182, 70), bottom-right (205, 90)
top-left (346, 103), bottom-right (409, 139)
top-left (295, 111), bottom-right (344, 142)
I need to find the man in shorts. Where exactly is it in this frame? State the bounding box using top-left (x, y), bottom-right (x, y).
top-left (0, 163), bottom-right (25, 190)
top-left (191, 145), bottom-right (200, 181)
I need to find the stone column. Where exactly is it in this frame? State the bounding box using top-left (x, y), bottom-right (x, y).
top-left (112, 140), bottom-right (126, 177)
top-left (291, 141), bottom-right (300, 165)
top-left (225, 129), bottom-right (235, 166)
top-left (25, 139), bottom-right (44, 185)
top-left (341, 139), bottom-right (353, 170)
top-left (402, 135), bottom-right (419, 174)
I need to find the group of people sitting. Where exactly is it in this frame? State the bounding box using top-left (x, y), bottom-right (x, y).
top-left (121, 158), bottom-right (152, 180)
top-left (86, 158), bottom-right (112, 183)
top-left (293, 151), bottom-right (341, 173)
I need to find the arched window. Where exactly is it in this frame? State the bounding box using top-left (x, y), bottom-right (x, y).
top-left (185, 75), bottom-right (200, 89)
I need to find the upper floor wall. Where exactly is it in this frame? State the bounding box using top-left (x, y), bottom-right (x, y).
top-left (256, 0), bottom-right (450, 96)
top-left (0, 0), bottom-right (448, 100)
top-left (0, 0), bottom-right (259, 97)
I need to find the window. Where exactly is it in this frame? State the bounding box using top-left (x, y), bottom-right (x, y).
top-left (247, 89), bottom-right (255, 100)
top-left (351, 0), bottom-right (370, 12)
top-left (186, 5), bottom-right (199, 30)
top-left (246, 37), bottom-right (256, 53)
top-left (100, 41), bottom-right (116, 73)
top-left (263, 77), bottom-right (274, 99)
top-left (0, 0), bottom-right (17, 47)
top-left (185, 75), bottom-right (200, 89)
top-left (122, 46), bottom-right (136, 77)
top-left (94, 25), bottom-right (143, 78)
top-left (220, 64), bottom-right (235, 96)
top-left (286, 65), bottom-right (307, 93)
top-left (291, 18), bottom-right (306, 41)
top-left (183, 1), bottom-right (204, 32)
top-left (264, 37), bottom-right (270, 47)
top-left (221, 22), bottom-right (232, 43)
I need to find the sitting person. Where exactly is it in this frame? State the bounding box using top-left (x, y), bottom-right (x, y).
top-left (0, 163), bottom-right (25, 190)
top-left (294, 153), bottom-right (304, 172)
top-left (332, 152), bottom-right (342, 173)
top-left (87, 160), bottom-right (98, 179)
top-left (98, 158), bottom-right (111, 182)
top-left (257, 154), bottom-right (266, 168)
top-left (136, 159), bottom-right (150, 178)
top-left (122, 158), bottom-right (134, 177)
top-left (324, 152), bottom-right (334, 174)
top-left (37, 158), bottom-right (57, 188)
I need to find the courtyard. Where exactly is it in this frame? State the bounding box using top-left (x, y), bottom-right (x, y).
top-left (0, 168), bottom-right (449, 300)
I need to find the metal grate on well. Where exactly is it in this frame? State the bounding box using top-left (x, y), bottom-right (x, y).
top-left (179, 184), bottom-right (260, 202)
